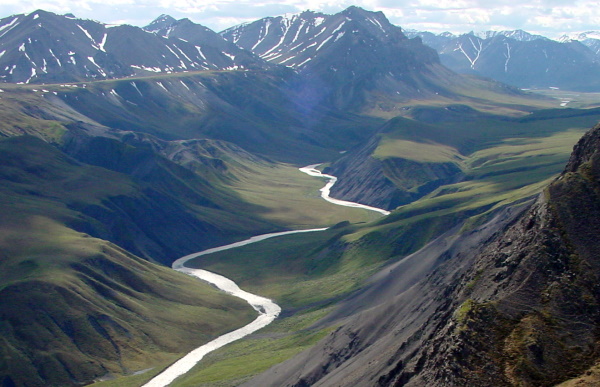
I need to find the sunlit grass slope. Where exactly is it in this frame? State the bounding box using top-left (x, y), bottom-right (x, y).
top-left (0, 216), bottom-right (257, 387)
top-left (354, 108), bottom-right (600, 251)
top-left (362, 64), bottom-right (558, 119)
top-left (227, 163), bottom-right (382, 227)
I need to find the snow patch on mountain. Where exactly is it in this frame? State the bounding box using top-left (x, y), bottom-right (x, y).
top-left (0, 17), bottom-right (20, 38)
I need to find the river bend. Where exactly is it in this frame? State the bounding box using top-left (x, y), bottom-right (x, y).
top-left (143, 166), bottom-right (389, 386)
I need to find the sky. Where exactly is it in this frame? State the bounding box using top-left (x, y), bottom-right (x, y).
top-left (1, 0), bottom-right (599, 38)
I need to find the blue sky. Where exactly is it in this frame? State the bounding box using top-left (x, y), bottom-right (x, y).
top-left (1, 0), bottom-right (599, 37)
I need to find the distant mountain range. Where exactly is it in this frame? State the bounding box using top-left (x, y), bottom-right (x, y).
top-left (559, 31), bottom-right (600, 56)
top-left (1, 8), bottom-right (599, 91)
top-left (405, 29), bottom-right (600, 90)
top-left (0, 10), bottom-right (271, 84)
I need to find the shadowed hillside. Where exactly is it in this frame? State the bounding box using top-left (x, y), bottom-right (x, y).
top-left (0, 137), bottom-right (259, 386)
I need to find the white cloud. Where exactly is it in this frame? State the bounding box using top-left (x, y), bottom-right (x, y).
top-left (0, 0), bottom-right (598, 36)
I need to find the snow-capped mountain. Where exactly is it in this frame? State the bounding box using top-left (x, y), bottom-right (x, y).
top-left (144, 15), bottom-right (273, 71)
top-left (407, 30), bottom-right (600, 90)
top-left (221, 7), bottom-right (392, 69)
top-left (403, 30), bottom-right (455, 51)
top-left (221, 6), bottom-right (455, 110)
top-left (221, 6), bottom-right (435, 72)
top-left (559, 31), bottom-right (600, 42)
top-left (405, 29), bottom-right (547, 50)
top-left (474, 29), bottom-right (548, 42)
top-left (0, 10), bottom-right (270, 84)
top-left (559, 31), bottom-right (600, 57)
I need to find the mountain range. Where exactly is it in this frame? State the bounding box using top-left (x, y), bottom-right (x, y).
top-left (0, 10), bottom-right (271, 84)
top-left (1, 5), bottom-right (600, 387)
top-left (2, 8), bottom-right (600, 92)
top-left (406, 29), bottom-right (600, 91)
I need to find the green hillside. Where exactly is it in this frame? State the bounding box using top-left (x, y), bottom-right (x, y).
top-left (0, 135), bottom-right (280, 265)
top-left (44, 71), bottom-right (384, 164)
top-left (0, 138), bottom-right (260, 386)
top-left (327, 106), bottom-right (600, 209)
top-left (0, 114), bottom-right (379, 386)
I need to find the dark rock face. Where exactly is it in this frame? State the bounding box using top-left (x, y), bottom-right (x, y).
top-left (564, 123), bottom-right (600, 172)
top-left (246, 122), bottom-right (600, 386)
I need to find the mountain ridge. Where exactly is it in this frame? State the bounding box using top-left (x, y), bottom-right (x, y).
top-left (220, 6), bottom-right (540, 112)
top-left (406, 29), bottom-right (600, 90)
top-left (0, 10), bottom-right (271, 84)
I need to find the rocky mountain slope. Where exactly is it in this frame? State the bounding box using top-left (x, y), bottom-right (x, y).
top-left (559, 31), bottom-right (600, 57)
top-left (43, 70), bottom-right (383, 163)
top-left (245, 121), bottom-right (600, 386)
top-left (0, 10), bottom-right (270, 84)
top-left (324, 129), bottom-right (463, 210)
top-left (221, 6), bottom-right (426, 71)
top-left (143, 14), bottom-right (271, 71)
top-left (0, 7), bottom-right (548, 119)
top-left (406, 30), bottom-right (600, 90)
top-left (221, 6), bottom-right (522, 112)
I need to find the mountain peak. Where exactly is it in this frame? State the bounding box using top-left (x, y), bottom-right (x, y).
top-left (0, 9), bottom-right (272, 84)
top-left (564, 122), bottom-right (600, 173)
top-left (560, 30), bottom-right (600, 42)
top-left (342, 5), bottom-right (369, 14)
top-left (341, 5), bottom-right (382, 16)
top-left (474, 29), bottom-right (547, 41)
top-left (221, 6), bottom-right (441, 110)
top-left (28, 9), bottom-right (51, 18)
top-left (146, 14), bottom-right (177, 30)
top-left (439, 31), bottom-right (456, 38)
top-left (155, 14), bottom-right (176, 23)
top-left (341, 6), bottom-right (387, 24)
